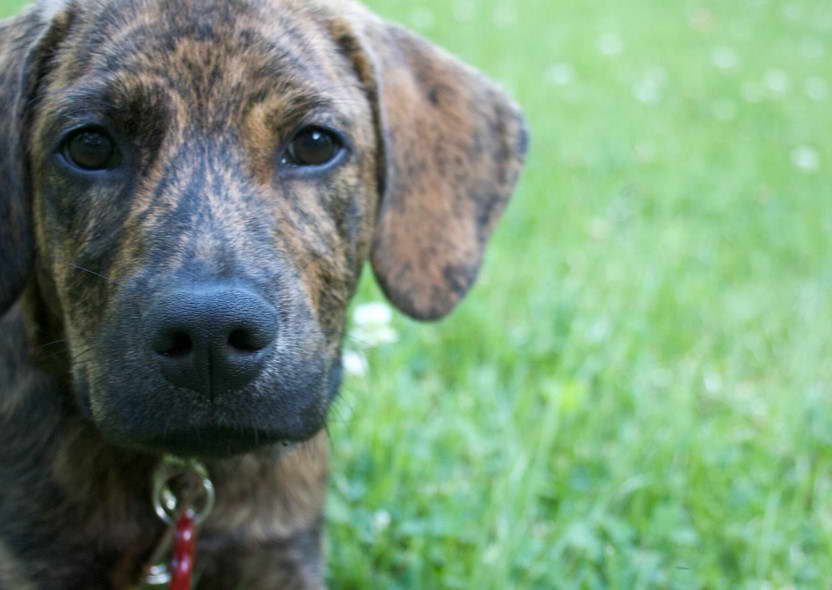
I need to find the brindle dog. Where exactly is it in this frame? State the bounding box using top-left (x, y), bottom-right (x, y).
top-left (0, 0), bottom-right (527, 587)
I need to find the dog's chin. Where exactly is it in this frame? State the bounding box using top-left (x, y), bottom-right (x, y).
top-left (83, 385), bottom-right (331, 458)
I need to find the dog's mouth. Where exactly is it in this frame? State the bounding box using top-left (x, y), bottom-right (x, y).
top-left (80, 356), bottom-right (334, 458)
top-left (141, 426), bottom-right (297, 458)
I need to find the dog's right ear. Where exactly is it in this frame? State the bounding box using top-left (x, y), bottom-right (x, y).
top-left (0, 5), bottom-right (73, 314)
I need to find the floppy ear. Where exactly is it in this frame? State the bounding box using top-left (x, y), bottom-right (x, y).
top-left (336, 9), bottom-right (528, 321)
top-left (0, 6), bottom-right (70, 314)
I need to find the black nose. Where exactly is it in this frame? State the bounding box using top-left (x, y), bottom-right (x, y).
top-left (146, 285), bottom-right (278, 397)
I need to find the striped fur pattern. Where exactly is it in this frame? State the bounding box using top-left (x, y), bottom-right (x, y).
top-left (0, 0), bottom-right (527, 587)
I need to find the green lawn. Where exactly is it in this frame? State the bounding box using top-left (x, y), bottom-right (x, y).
top-left (4, 0), bottom-right (832, 588)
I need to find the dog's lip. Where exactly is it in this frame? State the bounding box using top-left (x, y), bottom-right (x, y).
top-left (139, 426), bottom-right (296, 458)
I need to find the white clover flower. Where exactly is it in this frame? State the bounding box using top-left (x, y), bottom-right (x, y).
top-left (597, 33), bottom-right (623, 56)
top-left (764, 69), bottom-right (789, 94)
top-left (372, 510), bottom-right (392, 532)
top-left (409, 7), bottom-right (435, 30)
top-left (354, 301), bottom-right (393, 326)
top-left (350, 302), bottom-right (398, 348)
top-left (688, 9), bottom-right (714, 32)
top-left (634, 79), bottom-right (661, 103)
top-left (492, 4), bottom-right (516, 28)
top-left (452, 0), bottom-right (475, 23)
top-left (804, 76), bottom-right (829, 101)
top-left (634, 70), bottom-right (666, 104)
top-left (545, 63), bottom-right (575, 87)
top-left (703, 369), bottom-right (722, 394)
top-left (342, 349), bottom-right (368, 377)
top-left (587, 318), bottom-right (611, 343)
top-left (791, 146), bottom-right (820, 173)
top-left (711, 47), bottom-right (739, 70)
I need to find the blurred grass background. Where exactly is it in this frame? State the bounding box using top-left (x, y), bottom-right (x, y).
top-left (4, 0), bottom-right (832, 587)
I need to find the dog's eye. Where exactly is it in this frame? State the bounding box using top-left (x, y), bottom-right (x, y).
top-left (283, 127), bottom-right (342, 167)
top-left (64, 129), bottom-right (120, 171)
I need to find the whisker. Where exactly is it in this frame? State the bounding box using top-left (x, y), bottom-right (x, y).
top-left (68, 346), bottom-right (96, 364)
top-left (71, 263), bottom-right (109, 281)
top-left (36, 339), bottom-right (68, 353)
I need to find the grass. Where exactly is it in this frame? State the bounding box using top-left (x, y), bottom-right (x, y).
top-left (4, 0), bottom-right (832, 587)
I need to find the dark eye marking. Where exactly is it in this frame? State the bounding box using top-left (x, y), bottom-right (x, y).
top-left (280, 126), bottom-right (345, 170)
top-left (61, 127), bottom-right (122, 171)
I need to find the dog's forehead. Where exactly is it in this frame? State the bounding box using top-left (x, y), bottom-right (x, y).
top-left (39, 0), bottom-right (340, 25)
top-left (38, 0), bottom-right (366, 129)
top-left (43, 0), bottom-right (348, 84)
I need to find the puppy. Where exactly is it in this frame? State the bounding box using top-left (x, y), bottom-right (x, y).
top-left (0, 0), bottom-right (527, 587)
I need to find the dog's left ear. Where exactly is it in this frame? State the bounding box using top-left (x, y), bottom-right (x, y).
top-left (334, 7), bottom-right (529, 321)
top-left (0, 6), bottom-right (73, 314)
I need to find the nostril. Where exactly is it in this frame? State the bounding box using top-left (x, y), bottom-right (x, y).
top-left (155, 330), bottom-right (193, 358)
top-left (227, 328), bottom-right (266, 353)
top-left (147, 285), bottom-right (278, 395)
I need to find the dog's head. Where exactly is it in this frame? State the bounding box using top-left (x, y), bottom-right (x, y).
top-left (0, 0), bottom-right (527, 457)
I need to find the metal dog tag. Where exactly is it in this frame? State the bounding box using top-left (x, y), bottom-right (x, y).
top-left (131, 456), bottom-right (215, 590)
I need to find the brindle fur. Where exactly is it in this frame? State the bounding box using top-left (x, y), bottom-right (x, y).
top-left (0, 0), bottom-right (527, 588)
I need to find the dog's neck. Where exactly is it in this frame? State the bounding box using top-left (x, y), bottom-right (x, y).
top-left (0, 300), bottom-right (161, 585)
top-left (0, 300), bottom-right (329, 589)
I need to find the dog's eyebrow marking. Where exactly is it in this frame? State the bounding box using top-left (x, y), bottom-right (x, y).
top-left (45, 79), bottom-right (170, 136)
top-left (271, 93), bottom-right (346, 127)
top-left (48, 76), bottom-right (350, 137)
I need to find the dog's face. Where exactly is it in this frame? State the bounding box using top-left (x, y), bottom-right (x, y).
top-left (28, 0), bottom-right (381, 456)
top-left (0, 0), bottom-right (527, 457)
